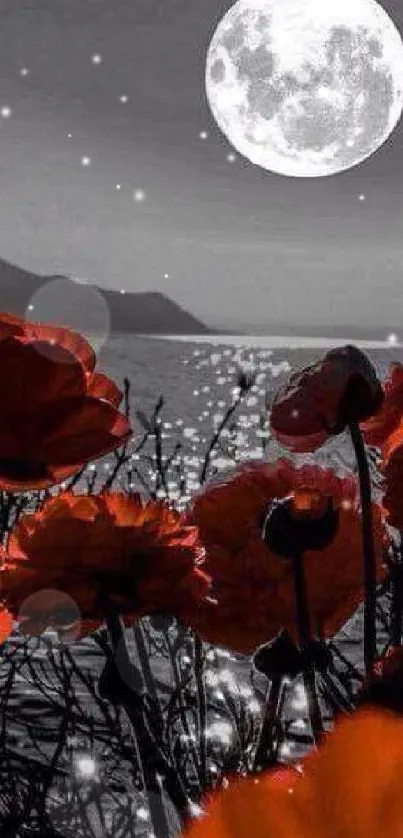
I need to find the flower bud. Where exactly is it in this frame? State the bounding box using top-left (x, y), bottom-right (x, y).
top-left (262, 492), bottom-right (339, 558)
top-left (252, 630), bottom-right (302, 680)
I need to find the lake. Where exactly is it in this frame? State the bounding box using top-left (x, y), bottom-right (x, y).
top-left (83, 332), bottom-right (403, 503)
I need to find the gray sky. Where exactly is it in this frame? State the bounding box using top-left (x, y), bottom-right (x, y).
top-left (0, 0), bottom-right (403, 331)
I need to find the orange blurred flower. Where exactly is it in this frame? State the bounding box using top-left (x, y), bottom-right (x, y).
top-left (183, 709), bottom-right (403, 838)
top-left (189, 460), bottom-right (386, 655)
top-left (270, 345), bottom-right (383, 453)
top-left (361, 363), bottom-right (403, 453)
top-left (0, 490), bottom-right (211, 637)
top-left (0, 311), bottom-right (132, 490)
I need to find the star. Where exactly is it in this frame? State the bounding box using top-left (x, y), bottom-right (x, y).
top-left (20, 67), bottom-right (30, 77)
top-left (199, 131), bottom-right (208, 140)
top-left (1, 107), bottom-right (12, 119)
top-left (226, 152), bottom-right (236, 163)
top-left (91, 54), bottom-right (103, 65)
top-left (81, 156), bottom-right (91, 167)
top-left (164, 273), bottom-right (169, 279)
top-left (119, 95), bottom-right (129, 104)
top-left (133, 189), bottom-right (146, 202)
top-left (67, 133), bottom-right (72, 138)
top-left (116, 183), bottom-right (122, 190)
top-left (358, 194), bottom-right (366, 201)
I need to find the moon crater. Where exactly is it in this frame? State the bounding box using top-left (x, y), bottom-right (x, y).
top-left (205, 0), bottom-right (403, 176)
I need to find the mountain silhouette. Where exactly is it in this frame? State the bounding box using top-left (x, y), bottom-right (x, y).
top-left (0, 259), bottom-right (211, 335)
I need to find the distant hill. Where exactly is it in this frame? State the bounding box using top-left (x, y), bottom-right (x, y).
top-left (0, 259), bottom-right (212, 335)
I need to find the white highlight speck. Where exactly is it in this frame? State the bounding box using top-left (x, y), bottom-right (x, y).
top-left (206, 721), bottom-right (233, 747)
top-left (74, 755), bottom-right (97, 779)
top-left (133, 189), bottom-right (146, 202)
top-left (81, 156), bottom-right (91, 167)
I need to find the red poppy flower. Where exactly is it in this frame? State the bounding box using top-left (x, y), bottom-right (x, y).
top-left (0, 311), bottom-right (132, 490)
top-left (0, 490), bottom-right (211, 637)
top-left (381, 444), bottom-right (403, 530)
top-left (269, 345), bottom-right (383, 453)
top-left (189, 460), bottom-right (386, 655)
top-left (183, 710), bottom-right (403, 838)
top-left (361, 363), bottom-right (403, 452)
top-left (0, 606), bottom-right (13, 643)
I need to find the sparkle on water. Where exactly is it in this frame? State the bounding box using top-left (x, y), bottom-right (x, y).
top-left (291, 682), bottom-right (309, 713)
top-left (73, 754), bottom-right (98, 779)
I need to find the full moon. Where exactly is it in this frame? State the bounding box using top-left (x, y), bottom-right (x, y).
top-left (205, 0), bottom-right (403, 176)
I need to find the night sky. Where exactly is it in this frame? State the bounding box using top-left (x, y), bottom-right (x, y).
top-left (1, 0), bottom-right (403, 332)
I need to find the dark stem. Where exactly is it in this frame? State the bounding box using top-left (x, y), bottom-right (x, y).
top-left (165, 627), bottom-right (200, 797)
top-left (349, 420), bottom-right (377, 679)
top-left (293, 551), bottom-right (323, 744)
top-left (193, 633), bottom-right (208, 792)
top-left (390, 546), bottom-right (403, 646)
top-left (104, 613), bottom-right (190, 834)
top-left (133, 621), bottom-right (165, 741)
top-left (199, 396), bottom-right (244, 485)
top-left (252, 677), bottom-right (287, 771)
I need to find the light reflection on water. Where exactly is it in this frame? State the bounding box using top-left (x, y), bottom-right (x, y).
top-left (62, 333), bottom-right (403, 506)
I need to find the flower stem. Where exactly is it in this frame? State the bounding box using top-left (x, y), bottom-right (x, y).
top-left (252, 676), bottom-right (287, 770)
top-left (104, 613), bottom-right (190, 833)
top-left (293, 550), bottom-right (323, 745)
top-left (194, 633), bottom-right (208, 792)
top-left (391, 545), bottom-right (403, 646)
top-left (349, 420), bottom-right (377, 680)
